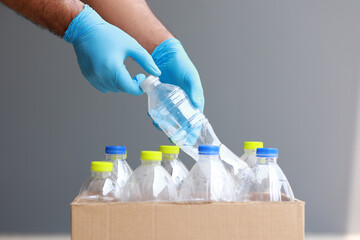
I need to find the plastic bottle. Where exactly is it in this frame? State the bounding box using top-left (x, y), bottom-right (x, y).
top-left (252, 148), bottom-right (295, 201)
top-left (240, 141), bottom-right (264, 168)
top-left (77, 161), bottom-right (121, 203)
top-left (179, 145), bottom-right (236, 202)
top-left (123, 151), bottom-right (177, 202)
top-left (140, 76), bottom-right (254, 185)
top-left (158, 145), bottom-right (189, 194)
top-left (105, 146), bottom-right (132, 188)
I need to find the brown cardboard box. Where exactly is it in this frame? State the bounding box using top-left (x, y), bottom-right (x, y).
top-left (71, 200), bottom-right (304, 240)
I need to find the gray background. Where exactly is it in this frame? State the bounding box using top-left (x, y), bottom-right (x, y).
top-left (1, 0), bottom-right (360, 234)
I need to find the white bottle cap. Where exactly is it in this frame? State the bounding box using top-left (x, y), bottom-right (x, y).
top-left (140, 75), bottom-right (159, 92)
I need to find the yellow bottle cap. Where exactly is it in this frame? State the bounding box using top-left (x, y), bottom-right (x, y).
top-left (91, 161), bottom-right (113, 172)
top-left (158, 145), bottom-right (180, 154)
top-left (140, 151), bottom-right (162, 161)
top-left (244, 141), bottom-right (264, 150)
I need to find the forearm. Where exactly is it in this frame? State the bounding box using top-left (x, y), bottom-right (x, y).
top-left (0, 0), bottom-right (84, 36)
top-left (82, 0), bottom-right (173, 53)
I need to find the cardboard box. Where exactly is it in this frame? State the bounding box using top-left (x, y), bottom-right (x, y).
top-left (71, 200), bottom-right (304, 240)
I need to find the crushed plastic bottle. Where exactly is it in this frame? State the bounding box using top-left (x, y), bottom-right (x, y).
top-left (158, 145), bottom-right (189, 194)
top-left (105, 146), bottom-right (132, 188)
top-left (179, 145), bottom-right (236, 202)
top-left (240, 142), bottom-right (263, 168)
top-left (252, 148), bottom-right (295, 201)
top-left (77, 161), bottom-right (121, 203)
top-left (140, 76), bottom-right (255, 190)
top-left (123, 151), bottom-right (177, 202)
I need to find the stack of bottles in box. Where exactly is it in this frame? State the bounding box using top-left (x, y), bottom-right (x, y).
top-left (77, 76), bottom-right (295, 203)
top-left (76, 142), bottom-right (295, 203)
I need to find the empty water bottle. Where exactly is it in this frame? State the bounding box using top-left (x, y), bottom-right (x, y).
top-left (240, 142), bottom-right (263, 168)
top-left (77, 161), bottom-right (121, 203)
top-left (105, 146), bottom-right (132, 188)
top-left (123, 151), bottom-right (177, 202)
top-left (252, 148), bottom-right (295, 201)
top-left (179, 145), bottom-right (236, 202)
top-left (158, 145), bottom-right (189, 194)
top-left (140, 76), bottom-right (254, 185)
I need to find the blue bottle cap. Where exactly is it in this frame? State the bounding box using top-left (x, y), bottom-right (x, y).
top-left (105, 146), bottom-right (126, 154)
top-left (256, 148), bottom-right (278, 158)
top-left (198, 145), bottom-right (220, 155)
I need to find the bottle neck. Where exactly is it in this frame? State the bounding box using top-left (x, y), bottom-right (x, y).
top-left (141, 160), bottom-right (161, 166)
top-left (256, 157), bottom-right (278, 164)
top-left (198, 154), bottom-right (220, 161)
top-left (244, 149), bottom-right (257, 155)
top-left (162, 153), bottom-right (178, 161)
top-left (106, 154), bottom-right (126, 162)
top-left (143, 79), bottom-right (161, 93)
top-left (91, 171), bottom-right (112, 178)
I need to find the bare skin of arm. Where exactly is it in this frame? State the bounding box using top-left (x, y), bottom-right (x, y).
top-left (82, 0), bottom-right (173, 53)
top-left (0, 0), bottom-right (84, 36)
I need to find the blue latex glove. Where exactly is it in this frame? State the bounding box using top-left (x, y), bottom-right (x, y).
top-left (63, 5), bottom-right (161, 95)
top-left (150, 38), bottom-right (204, 131)
top-left (152, 38), bottom-right (204, 111)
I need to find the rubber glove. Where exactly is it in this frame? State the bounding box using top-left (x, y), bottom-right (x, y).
top-left (152, 38), bottom-right (204, 111)
top-left (150, 38), bottom-right (204, 130)
top-left (63, 5), bottom-right (161, 95)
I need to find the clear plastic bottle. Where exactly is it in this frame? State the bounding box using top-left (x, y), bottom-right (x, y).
top-left (252, 148), bottom-right (295, 201)
top-left (77, 161), bottom-right (122, 203)
top-left (105, 146), bottom-right (132, 189)
top-left (158, 145), bottom-right (189, 194)
top-left (140, 75), bottom-right (254, 186)
top-left (179, 145), bottom-right (236, 202)
top-left (123, 151), bottom-right (177, 202)
top-left (240, 141), bottom-right (263, 168)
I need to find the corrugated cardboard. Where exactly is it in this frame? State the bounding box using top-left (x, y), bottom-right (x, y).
top-left (71, 200), bottom-right (305, 240)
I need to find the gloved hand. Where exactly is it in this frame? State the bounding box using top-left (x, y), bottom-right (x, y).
top-left (150, 38), bottom-right (204, 130)
top-left (152, 38), bottom-right (204, 111)
top-left (63, 5), bottom-right (161, 95)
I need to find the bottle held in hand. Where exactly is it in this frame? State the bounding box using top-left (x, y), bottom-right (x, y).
top-left (141, 76), bottom-right (254, 188)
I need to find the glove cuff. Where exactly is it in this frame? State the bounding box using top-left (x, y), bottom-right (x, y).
top-left (63, 5), bottom-right (104, 43)
top-left (151, 38), bottom-right (185, 64)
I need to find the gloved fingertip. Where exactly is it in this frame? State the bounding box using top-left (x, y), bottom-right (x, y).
top-left (97, 86), bottom-right (109, 94)
top-left (152, 65), bottom-right (161, 77)
top-left (152, 120), bottom-right (162, 131)
top-left (198, 98), bottom-right (205, 113)
top-left (146, 66), bottom-right (161, 77)
top-left (124, 74), bottom-right (145, 96)
top-left (109, 89), bottom-right (120, 93)
top-left (133, 74), bottom-right (146, 85)
top-left (191, 96), bottom-right (205, 113)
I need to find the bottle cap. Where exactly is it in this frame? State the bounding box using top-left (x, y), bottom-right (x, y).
top-left (158, 145), bottom-right (180, 154)
top-left (244, 141), bottom-right (263, 150)
top-left (91, 161), bottom-right (113, 172)
top-left (256, 148), bottom-right (278, 158)
top-left (105, 146), bottom-right (126, 154)
top-left (198, 145), bottom-right (220, 155)
top-left (140, 75), bottom-right (159, 92)
top-left (141, 151), bottom-right (162, 161)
